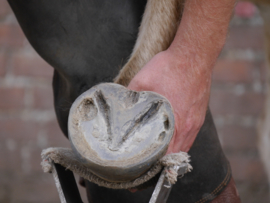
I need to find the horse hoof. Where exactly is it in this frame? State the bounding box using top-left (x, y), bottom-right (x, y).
top-left (68, 83), bottom-right (174, 182)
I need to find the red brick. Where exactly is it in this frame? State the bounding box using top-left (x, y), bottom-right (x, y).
top-left (210, 91), bottom-right (265, 115)
top-left (218, 126), bottom-right (257, 151)
top-left (0, 52), bottom-right (7, 77)
top-left (33, 87), bottom-right (54, 109)
top-left (0, 24), bottom-right (25, 48)
top-left (228, 155), bottom-right (268, 183)
top-left (0, 145), bottom-right (44, 173)
top-left (12, 178), bottom-right (60, 203)
top-left (13, 53), bottom-right (53, 77)
top-left (0, 119), bottom-right (40, 173)
top-left (0, 119), bottom-right (68, 172)
top-left (11, 175), bottom-right (88, 203)
top-left (0, 87), bottom-right (24, 110)
top-left (14, 147), bottom-right (46, 173)
top-left (0, 184), bottom-right (10, 203)
top-left (0, 0), bottom-right (11, 19)
top-left (213, 60), bottom-right (253, 83)
top-left (224, 25), bottom-right (264, 50)
top-left (0, 148), bottom-right (22, 171)
top-left (259, 62), bottom-right (267, 83)
top-left (0, 119), bottom-right (39, 141)
top-left (30, 148), bottom-right (47, 171)
top-left (44, 121), bottom-right (70, 147)
top-left (0, 173), bottom-right (13, 189)
top-left (0, 146), bottom-right (45, 174)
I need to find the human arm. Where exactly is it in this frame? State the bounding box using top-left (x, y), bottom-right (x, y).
top-left (128, 0), bottom-right (236, 153)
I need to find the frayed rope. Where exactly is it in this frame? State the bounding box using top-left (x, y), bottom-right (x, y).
top-left (41, 147), bottom-right (192, 189)
top-left (160, 153), bottom-right (192, 185)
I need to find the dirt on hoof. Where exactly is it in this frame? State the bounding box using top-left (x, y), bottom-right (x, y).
top-left (68, 83), bottom-right (175, 182)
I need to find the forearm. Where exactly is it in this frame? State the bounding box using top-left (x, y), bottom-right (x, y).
top-left (169, 0), bottom-right (236, 72)
top-left (127, 0), bottom-right (237, 153)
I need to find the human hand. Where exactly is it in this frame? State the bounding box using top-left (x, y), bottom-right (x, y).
top-left (127, 49), bottom-right (212, 153)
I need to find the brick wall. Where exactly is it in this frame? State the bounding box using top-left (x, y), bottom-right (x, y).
top-left (0, 1), bottom-right (269, 202)
top-left (210, 10), bottom-right (269, 202)
top-left (0, 1), bottom-right (87, 202)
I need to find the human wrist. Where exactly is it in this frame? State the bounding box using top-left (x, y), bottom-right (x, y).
top-left (164, 46), bottom-right (213, 82)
